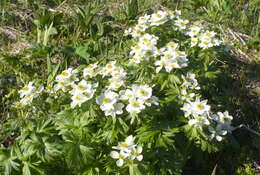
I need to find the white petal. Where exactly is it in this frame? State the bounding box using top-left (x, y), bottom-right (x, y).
top-left (125, 135), bottom-right (135, 144)
top-left (130, 155), bottom-right (135, 160)
top-left (110, 151), bottom-right (119, 159)
top-left (220, 130), bottom-right (227, 136)
top-left (216, 135), bottom-right (223, 142)
top-left (116, 159), bottom-right (124, 167)
top-left (136, 146), bottom-right (143, 153)
top-left (188, 119), bottom-right (196, 125)
top-left (137, 155), bottom-right (143, 161)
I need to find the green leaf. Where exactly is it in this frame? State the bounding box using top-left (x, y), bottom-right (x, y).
top-left (211, 164), bottom-right (217, 175)
top-left (22, 163), bottom-right (31, 175)
top-left (129, 164), bottom-right (142, 175)
top-left (75, 46), bottom-right (90, 61)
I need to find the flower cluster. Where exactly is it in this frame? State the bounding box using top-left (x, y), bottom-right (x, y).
top-left (96, 84), bottom-right (158, 117)
top-left (155, 42), bottom-right (188, 73)
top-left (125, 9), bottom-right (224, 70)
top-left (110, 135), bottom-right (143, 167)
top-left (186, 26), bottom-right (221, 49)
top-left (209, 111), bottom-right (233, 141)
top-left (121, 84), bottom-right (158, 114)
top-left (54, 68), bottom-right (78, 92)
top-left (129, 34), bottom-right (159, 64)
top-left (124, 10), bottom-right (181, 38)
top-left (70, 80), bottom-right (98, 108)
top-left (179, 73), bottom-right (233, 141)
top-left (50, 61), bottom-right (158, 116)
top-left (18, 82), bottom-right (43, 105)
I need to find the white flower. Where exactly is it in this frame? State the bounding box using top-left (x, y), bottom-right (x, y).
top-left (19, 82), bottom-right (44, 105)
top-left (212, 111), bottom-right (233, 126)
top-left (180, 102), bottom-right (193, 117)
top-left (130, 45), bottom-right (143, 55)
top-left (175, 18), bottom-right (189, 30)
top-left (139, 34), bottom-right (158, 45)
top-left (162, 50), bottom-right (175, 60)
top-left (70, 79), bottom-right (92, 95)
top-left (20, 94), bottom-right (34, 105)
top-left (154, 58), bottom-right (168, 73)
top-left (83, 63), bottom-right (98, 78)
top-left (55, 68), bottom-right (78, 88)
top-left (144, 96), bottom-right (159, 106)
top-left (56, 68), bottom-right (78, 81)
top-left (190, 98), bottom-right (211, 115)
top-left (108, 79), bottom-right (124, 90)
top-left (71, 93), bottom-right (89, 108)
top-left (111, 69), bottom-right (126, 80)
top-left (54, 81), bottom-right (67, 92)
top-left (166, 42), bottom-right (179, 51)
top-left (112, 135), bottom-right (136, 152)
top-left (150, 10), bottom-right (168, 26)
top-left (209, 125), bottom-right (228, 141)
top-left (124, 28), bottom-right (132, 36)
top-left (126, 98), bottom-right (145, 114)
top-left (130, 146), bottom-right (143, 161)
top-left (119, 89), bottom-right (135, 101)
top-left (111, 135), bottom-right (144, 166)
top-left (181, 73), bottom-right (200, 90)
top-left (202, 30), bottom-right (216, 39)
top-left (96, 91), bottom-right (118, 111)
top-left (179, 89), bottom-right (195, 101)
top-left (198, 39), bottom-right (213, 49)
top-left (188, 114), bottom-right (210, 127)
top-left (19, 82), bottom-right (35, 97)
top-left (132, 84), bottom-right (152, 101)
top-left (104, 103), bottom-right (124, 117)
top-left (181, 98), bottom-right (210, 117)
top-left (110, 150), bottom-right (129, 167)
top-left (105, 61), bottom-right (117, 73)
top-left (190, 37), bottom-right (198, 47)
top-left (138, 14), bottom-right (150, 25)
top-left (187, 26), bottom-right (201, 37)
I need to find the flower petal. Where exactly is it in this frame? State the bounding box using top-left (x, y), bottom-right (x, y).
top-left (116, 159), bottom-right (124, 167)
top-left (110, 151), bottom-right (119, 159)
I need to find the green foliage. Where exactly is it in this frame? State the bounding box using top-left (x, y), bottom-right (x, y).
top-left (0, 0), bottom-right (259, 175)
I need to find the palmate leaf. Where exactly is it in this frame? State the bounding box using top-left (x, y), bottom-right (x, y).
top-left (21, 134), bottom-right (61, 162)
top-left (183, 125), bottom-right (219, 152)
top-left (129, 164), bottom-right (142, 175)
top-left (0, 147), bottom-right (20, 175)
top-left (64, 140), bottom-right (94, 170)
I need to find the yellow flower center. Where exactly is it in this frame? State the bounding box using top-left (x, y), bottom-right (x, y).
top-left (139, 89), bottom-right (147, 96)
top-left (131, 101), bottom-right (139, 107)
top-left (197, 104), bottom-right (204, 110)
top-left (118, 154), bottom-right (123, 159)
top-left (119, 142), bottom-right (128, 148)
top-left (103, 98), bottom-right (110, 103)
top-left (161, 61), bottom-right (166, 66)
top-left (107, 64), bottom-right (113, 69)
top-left (205, 32), bottom-right (211, 37)
top-left (25, 95), bottom-right (32, 99)
top-left (191, 40), bottom-right (197, 44)
top-left (61, 72), bottom-right (68, 76)
top-left (192, 30), bottom-right (197, 33)
top-left (165, 54), bottom-right (172, 59)
top-left (156, 14), bottom-right (161, 18)
top-left (127, 94), bottom-right (133, 98)
top-left (202, 41), bottom-right (209, 45)
top-left (197, 116), bottom-right (203, 121)
top-left (22, 87), bottom-right (29, 91)
top-left (133, 152), bottom-right (139, 156)
top-left (77, 85), bottom-right (85, 90)
top-left (75, 96), bottom-right (81, 101)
